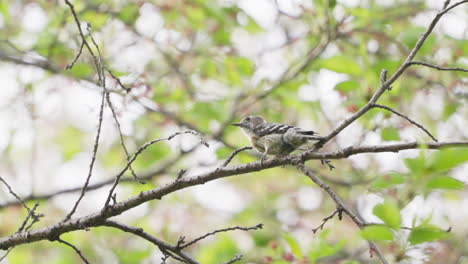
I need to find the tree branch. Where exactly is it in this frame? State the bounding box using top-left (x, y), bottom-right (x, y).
top-left (56, 238), bottom-right (90, 264)
top-left (221, 146), bottom-right (253, 167)
top-left (0, 140), bottom-right (466, 250)
top-left (103, 220), bottom-right (198, 264)
top-left (178, 223), bottom-right (263, 249)
top-left (408, 61), bottom-right (468, 72)
top-left (371, 103), bottom-right (438, 142)
top-left (295, 163), bottom-right (389, 264)
top-left (314, 1), bottom-right (467, 148)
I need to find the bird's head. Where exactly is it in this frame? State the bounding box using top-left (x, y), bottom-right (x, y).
top-left (232, 116), bottom-right (265, 130)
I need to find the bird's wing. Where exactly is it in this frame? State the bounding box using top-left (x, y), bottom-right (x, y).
top-left (296, 128), bottom-right (319, 136)
top-left (253, 122), bottom-right (293, 137)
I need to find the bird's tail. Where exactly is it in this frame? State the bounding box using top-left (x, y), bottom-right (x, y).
top-left (298, 130), bottom-right (324, 141)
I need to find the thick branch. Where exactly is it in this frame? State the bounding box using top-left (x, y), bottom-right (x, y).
top-left (0, 140), bottom-right (466, 250)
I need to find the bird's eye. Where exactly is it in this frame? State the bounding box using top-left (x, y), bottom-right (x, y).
top-left (245, 117), bottom-right (250, 121)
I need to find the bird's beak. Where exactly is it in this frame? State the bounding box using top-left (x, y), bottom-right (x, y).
top-left (231, 122), bottom-right (243, 127)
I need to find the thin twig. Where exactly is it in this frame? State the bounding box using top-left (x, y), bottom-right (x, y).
top-left (220, 254), bottom-right (243, 264)
top-left (312, 208), bottom-right (343, 233)
top-left (0, 248), bottom-right (13, 262)
top-left (17, 203), bottom-right (43, 233)
top-left (179, 223), bottom-right (263, 249)
top-left (371, 103), bottom-right (438, 142)
top-left (63, 88), bottom-right (107, 222)
top-left (313, 1), bottom-right (467, 149)
top-left (103, 131), bottom-right (207, 207)
top-left (295, 163), bottom-right (389, 264)
top-left (103, 64), bottom-right (131, 92)
top-left (63, 0), bottom-right (108, 222)
top-left (105, 92), bottom-right (144, 184)
top-left (65, 40), bottom-right (85, 69)
top-left (103, 220), bottom-right (199, 264)
top-left (0, 176), bottom-right (31, 212)
top-left (57, 238), bottom-right (91, 264)
top-left (408, 61), bottom-right (468, 72)
top-left (256, 36), bottom-right (331, 100)
top-left (0, 143), bottom-right (202, 209)
top-left (221, 146), bottom-right (253, 167)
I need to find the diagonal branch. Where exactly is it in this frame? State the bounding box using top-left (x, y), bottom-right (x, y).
top-left (63, 87), bottom-right (107, 222)
top-left (105, 92), bottom-right (144, 184)
top-left (313, 1), bottom-right (467, 148)
top-left (63, 0), bottom-right (109, 222)
top-left (103, 220), bottom-right (198, 264)
top-left (103, 131), bottom-right (208, 207)
top-left (295, 163), bottom-right (389, 264)
top-left (56, 238), bottom-right (90, 264)
top-left (221, 146), bottom-right (253, 167)
top-left (371, 103), bottom-right (438, 142)
top-left (178, 223), bottom-right (263, 249)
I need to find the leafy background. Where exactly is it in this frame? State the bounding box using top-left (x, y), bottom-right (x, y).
top-left (0, 0), bottom-right (467, 263)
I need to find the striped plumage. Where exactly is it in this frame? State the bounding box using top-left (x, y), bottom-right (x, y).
top-left (253, 122), bottom-right (319, 138)
top-left (232, 116), bottom-right (323, 164)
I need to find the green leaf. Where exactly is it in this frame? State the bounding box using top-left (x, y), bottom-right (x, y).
top-left (408, 226), bottom-right (449, 245)
top-left (133, 141), bottom-right (171, 169)
top-left (233, 57), bottom-right (254, 76)
top-left (201, 60), bottom-right (219, 78)
top-left (81, 10), bottom-right (108, 28)
top-left (197, 235), bottom-right (238, 264)
top-left (426, 148), bottom-right (468, 171)
top-left (119, 3), bottom-right (140, 25)
top-left (372, 200), bottom-right (401, 230)
top-left (443, 101), bottom-right (458, 119)
top-left (372, 173), bottom-right (405, 189)
top-left (186, 6), bottom-right (205, 29)
top-left (216, 146), bottom-right (232, 159)
top-left (115, 248), bottom-right (151, 263)
top-left (404, 154), bottom-right (426, 173)
top-left (308, 230), bottom-right (345, 262)
top-left (68, 63), bottom-right (93, 79)
top-left (244, 16), bottom-right (263, 33)
top-left (381, 127), bottom-right (400, 141)
top-left (360, 225), bottom-right (393, 241)
top-left (0, 1), bottom-right (10, 23)
top-left (213, 29), bottom-right (231, 45)
top-left (56, 126), bottom-right (83, 160)
top-left (35, 32), bottom-right (56, 56)
top-left (223, 57), bottom-right (254, 84)
top-left (335, 80), bottom-right (359, 92)
top-left (317, 55), bottom-right (362, 75)
top-left (426, 176), bottom-right (464, 190)
top-left (283, 233), bottom-right (302, 258)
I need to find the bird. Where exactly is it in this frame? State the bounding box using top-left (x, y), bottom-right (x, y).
top-left (232, 116), bottom-right (323, 165)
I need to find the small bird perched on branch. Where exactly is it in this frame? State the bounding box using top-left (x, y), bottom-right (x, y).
top-left (232, 116), bottom-right (324, 164)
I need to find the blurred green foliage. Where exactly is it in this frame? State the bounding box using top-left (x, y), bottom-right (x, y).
top-left (0, 0), bottom-right (467, 263)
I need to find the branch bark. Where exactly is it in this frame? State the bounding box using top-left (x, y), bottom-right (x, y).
top-left (0, 140), bottom-right (466, 250)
